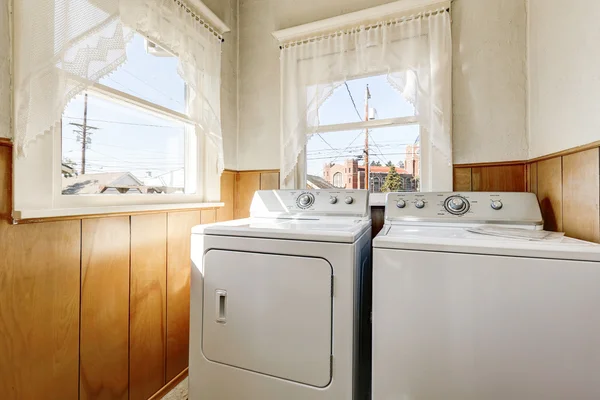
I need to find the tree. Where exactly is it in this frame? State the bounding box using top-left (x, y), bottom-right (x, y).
top-left (398, 161), bottom-right (405, 169)
top-left (385, 161), bottom-right (394, 167)
top-left (381, 165), bottom-right (404, 192)
top-left (370, 160), bottom-right (382, 166)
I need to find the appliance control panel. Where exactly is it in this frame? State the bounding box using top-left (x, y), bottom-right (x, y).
top-left (250, 190), bottom-right (370, 218)
top-left (385, 192), bottom-right (543, 226)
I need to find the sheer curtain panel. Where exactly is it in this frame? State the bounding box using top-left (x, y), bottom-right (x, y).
top-left (279, 10), bottom-right (452, 190)
top-left (13, 0), bottom-right (224, 179)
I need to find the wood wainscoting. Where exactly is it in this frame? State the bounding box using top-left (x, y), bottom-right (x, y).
top-left (454, 144), bottom-right (600, 243)
top-left (0, 140), bottom-right (236, 400)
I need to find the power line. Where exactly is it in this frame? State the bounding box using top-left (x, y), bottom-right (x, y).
top-left (63, 116), bottom-right (185, 129)
top-left (344, 82), bottom-right (363, 121)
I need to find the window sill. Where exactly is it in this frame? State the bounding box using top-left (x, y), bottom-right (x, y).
top-left (13, 202), bottom-right (224, 223)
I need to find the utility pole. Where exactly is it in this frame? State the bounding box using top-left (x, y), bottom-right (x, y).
top-left (69, 93), bottom-right (98, 175)
top-left (364, 84), bottom-right (371, 191)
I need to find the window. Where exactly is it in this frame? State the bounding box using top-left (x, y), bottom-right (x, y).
top-left (307, 74), bottom-right (421, 193)
top-left (333, 172), bottom-right (343, 188)
top-left (60, 34), bottom-right (195, 197)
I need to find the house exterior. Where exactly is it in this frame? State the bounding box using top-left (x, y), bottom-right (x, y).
top-left (62, 172), bottom-right (184, 195)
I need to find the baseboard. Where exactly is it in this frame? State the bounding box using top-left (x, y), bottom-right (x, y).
top-left (148, 368), bottom-right (189, 400)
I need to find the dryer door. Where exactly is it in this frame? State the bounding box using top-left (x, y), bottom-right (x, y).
top-left (202, 250), bottom-right (333, 387)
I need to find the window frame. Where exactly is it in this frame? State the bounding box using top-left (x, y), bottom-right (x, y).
top-left (12, 33), bottom-right (221, 220)
top-left (308, 112), bottom-right (430, 191)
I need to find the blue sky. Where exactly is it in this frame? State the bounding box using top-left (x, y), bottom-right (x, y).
top-left (62, 34), bottom-right (186, 184)
top-left (307, 74), bottom-right (420, 176)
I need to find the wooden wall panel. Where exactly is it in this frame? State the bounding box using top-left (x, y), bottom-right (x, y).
top-left (471, 165), bottom-right (526, 192)
top-left (130, 214), bottom-right (167, 400)
top-left (260, 172), bottom-right (280, 190)
top-left (81, 217), bottom-right (130, 400)
top-left (453, 168), bottom-right (472, 191)
top-left (527, 162), bottom-right (538, 195)
top-left (0, 221), bottom-right (80, 400)
top-left (537, 157), bottom-right (563, 232)
top-left (201, 209), bottom-right (217, 224)
top-left (166, 211), bottom-right (201, 381)
top-left (235, 172), bottom-right (261, 219)
top-left (371, 206), bottom-right (385, 239)
top-left (217, 171), bottom-right (235, 222)
top-left (0, 145), bottom-right (11, 220)
top-left (562, 149), bottom-right (600, 243)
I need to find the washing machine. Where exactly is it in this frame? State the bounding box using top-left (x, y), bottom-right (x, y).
top-left (373, 192), bottom-right (600, 400)
top-left (190, 189), bottom-right (372, 400)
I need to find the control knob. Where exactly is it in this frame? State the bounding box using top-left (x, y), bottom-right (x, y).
top-left (415, 200), bottom-right (426, 209)
top-left (491, 200), bottom-right (503, 210)
top-left (345, 196), bottom-right (354, 205)
top-left (444, 195), bottom-right (470, 215)
top-left (296, 193), bottom-right (315, 209)
top-left (396, 199), bottom-right (406, 209)
top-left (329, 196), bottom-right (338, 204)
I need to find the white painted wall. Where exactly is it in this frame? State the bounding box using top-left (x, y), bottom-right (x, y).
top-left (528, 0), bottom-right (600, 158)
top-left (452, 0), bottom-right (528, 164)
top-left (0, 0), bottom-right (10, 139)
top-left (237, 0), bottom-right (529, 170)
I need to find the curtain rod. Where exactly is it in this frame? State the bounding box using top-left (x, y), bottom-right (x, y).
top-left (279, 7), bottom-right (449, 50)
top-left (173, 0), bottom-right (225, 43)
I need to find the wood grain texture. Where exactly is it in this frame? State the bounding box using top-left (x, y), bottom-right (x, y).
top-left (453, 168), bottom-right (472, 191)
top-left (217, 171), bottom-right (235, 222)
top-left (0, 146), bottom-right (10, 220)
top-left (81, 217), bottom-right (130, 400)
top-left (201, 209), bottom-right (217, 224)
top-left (166, 211), bottom-right (200, 381)
top-left (0, 221), bottom-right (81, 400)
top-left (526, 162), bottom-right (539, 195)
top-left (536, 157), bottom-right (563, 232)
top-left (260, 172), bottom-right (280, 190)
top-left (130, 214), bottom-right (167, 400)
top-left (371, 206), bottom-right (385, 239)
top-left (471, 164), bottom-right (526, 192)
top-left (562, 149), bottom-right (600, 243)
top-left (235, 172), bottom-right (261, 219)
top-left (147, 368), bottom-right (188, 400)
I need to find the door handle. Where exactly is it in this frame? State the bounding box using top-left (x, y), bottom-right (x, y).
top-left (216, 289), bottom-right (227, 323)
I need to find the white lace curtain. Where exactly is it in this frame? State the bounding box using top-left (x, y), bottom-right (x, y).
top-left (13, 0), bottom-right (224, 175)
top-left (280, 10), bottom-right (452, 190)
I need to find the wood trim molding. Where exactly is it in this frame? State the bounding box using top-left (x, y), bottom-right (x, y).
top-left (148, 367), bottom-right (188, 400)
top-left (528, 141), bottom-right (600, 163)
top-left (14, 207), bottom-right (221, 225)
top-left (237, 169), bottom-right (281, 174)
top-left (0, 138), bottom-right (12, 147)
top-left (454, 160), bottom-right (528, 168)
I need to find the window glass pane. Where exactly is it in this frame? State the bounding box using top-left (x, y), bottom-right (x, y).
top-left (313, 74), bottom-right (415, 127)
top-left (306, 125), bottom-right (420, 193)
top-left (99, 33), bottom-right (185, 113)
top-left (62, 93), bottom-right (189, 195)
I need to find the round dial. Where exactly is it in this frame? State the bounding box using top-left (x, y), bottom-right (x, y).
top-left (415, 200), bottom-right (426, 209)
top-left (296, 193), bottom-right (315, 209)
top-left (444, 195), bottom-right (470, 215)
top-left (396, 199), bottom-right (406, 209)
top-left (491, 200), bottom-right (503, 210)
top-left (329, 196), bottom-right (338, 204)
top-left (345, 196), bottom-right (354, 205)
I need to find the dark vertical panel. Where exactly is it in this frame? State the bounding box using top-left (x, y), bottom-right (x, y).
top-left (537, 157), bottom-right (563, 232)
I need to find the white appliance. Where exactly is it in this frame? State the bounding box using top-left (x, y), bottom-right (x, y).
top-left (190, 189), bottom-right (372, 400)
top-left (373, 192), bottom-right (600, 400)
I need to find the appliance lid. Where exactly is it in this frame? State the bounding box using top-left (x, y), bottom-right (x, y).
top-left (374, 225), bottom-right (600, 262)
top-left (193, 217), bottom-right (371, 243)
